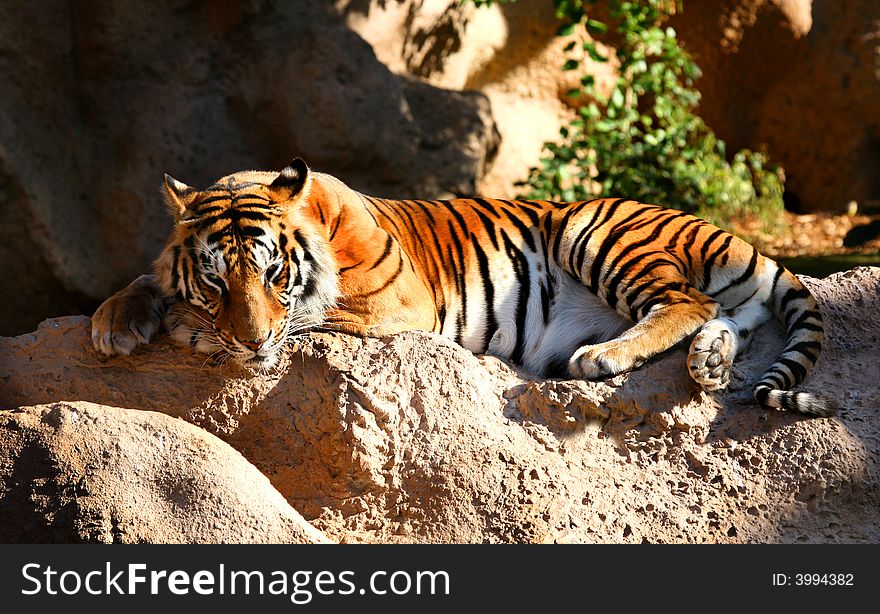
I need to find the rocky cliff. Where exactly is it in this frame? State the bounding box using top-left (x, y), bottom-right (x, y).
top-left (2, 268), bottom-right (878, 543)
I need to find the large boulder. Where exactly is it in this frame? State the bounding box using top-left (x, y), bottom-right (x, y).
top-left (2, 267), bottom-right (878, 543)
top-left (0, 402), bottom-right (328, 543)
top-left (671, 0), bottom-right (880, 213)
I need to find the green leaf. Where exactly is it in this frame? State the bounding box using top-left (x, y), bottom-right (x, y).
top-left (583, 42), bottom-right (608, 62)
top-left (562, 59), bottom-right (580, 71)
top-left (556, 22), bottom-right (577, 37)
top-left (586, 18), bottom-right (608, 34)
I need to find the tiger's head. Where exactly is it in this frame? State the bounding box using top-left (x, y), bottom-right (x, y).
top-left (154, 158), bottom-right (339, 369)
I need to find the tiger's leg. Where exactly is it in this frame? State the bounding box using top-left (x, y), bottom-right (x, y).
top-left (91, 275), bottom-right (171, 356)
top-left (687, 301), bottom-right (772, 390)
top-left (569, 283), bottom-right (719, 380)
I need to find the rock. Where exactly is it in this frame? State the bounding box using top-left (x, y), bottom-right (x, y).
top-left (0, 0), bottom-right (499, 336)
top-left (0, 402), bottom-right (329, 544)
top-left (671, 0), bottom-right (880, 213)
top-left (340, 0), bottom-right (613, 198)
top-left (2, 268), bottom-right (878, 543)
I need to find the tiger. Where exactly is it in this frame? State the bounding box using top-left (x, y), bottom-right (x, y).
top-left (91, 157), bottom-right (835, 417)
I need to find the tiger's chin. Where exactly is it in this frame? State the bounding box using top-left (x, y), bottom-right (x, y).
top-left (240, 351), bottom-right (281, 373)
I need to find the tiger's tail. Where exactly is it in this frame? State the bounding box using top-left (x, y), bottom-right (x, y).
top-left (753, 266), bottom-right (836, 417)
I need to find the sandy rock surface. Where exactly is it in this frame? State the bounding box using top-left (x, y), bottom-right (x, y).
top-left (2, 267), bottom-right (878, 543)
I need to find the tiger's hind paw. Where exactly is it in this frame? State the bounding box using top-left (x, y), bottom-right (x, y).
top-left (688, 321), bottom-right (736, 391)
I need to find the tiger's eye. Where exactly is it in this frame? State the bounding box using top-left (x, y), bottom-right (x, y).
top-left (204, 273), bottom-right (225, 292)
top-left (265, 263), bottom-right (281, 282)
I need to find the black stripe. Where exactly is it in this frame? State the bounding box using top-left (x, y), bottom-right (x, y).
top-left (551, 201), bottom-right (588, 264)
top-left (473, 209), bottom-right (499, 250)
top-left (440, 200), bottom-right (470, 236)
top-left (171, 246), bottom-right (181, 292)
top-left (329, 209), bottom-right (343, 242)
top-left (701, 235), bottom-right (734, 290)
top-left (237, 225), bottom-right (265, 237)
top-left (205, 225), bottom-right (230, 245)
top-left (196, 195), bottom-right (232, 206)
top-left (708, 247), bottom-right (759, 298)
top-left (472, 198), bottom-right (503, 219)
top-left (500, 207), bottom-right (537, 252)
top-left (787, 310), bottom-right (822, 335)
top-left (761, 372), bottom-right (785, 388)
top-left (292, 230), bottom-right (312, 262)
top-left (473, 241), bottom-right (498, 353)
top-left (226, 209), bottom-right (271, 222)
top-left (181, 257), bottom-right (193, 302)
top-left (570, 200), bottom-right (618, 273)
top-left (232, 193), bottom-right (271, 202)
top-left (411, 200), bottom-right (437, 224)
top-left (540, 283), bottom-right (551, 325)
top-left (635, 281), bottom-right (684, 317)
top-left (387, 200), bottom-right (422, 240)
top-left (367, 197), bottom-right (406, 237)
top-left (578, 199), bottom-right (631, 276)
top-left (192, 205), bottom-right (224, 217)
top-left (367, 235), bottom-right (394, 272)
top-left (623, 259), bottom-right (680, 315)
top-left (764, 366), bottom-right (793, 389)
top-left (779, 287), bottom-right (812, 312)
top-left (348, 252), bottom-right (405, 299)
top-left (509, 200), bottom-right (541, 226)
top-left (412, 205), bottom-right (448, 323)
top-left (781, 393), bottom-right (799, 412)
top-left (301, 268), bottom-right (317, 298)
top-left (770, 265), bottom-right (784, 295)
top-left (448, 220), bottom-right (468, 344)
top-left (784, 340), bottom-right (822, 361)
top-left (776, 356), bottom-right (808, 384)
top-left (730, 287), bottom-right (760, 310)
top-left (699, 228), bottom-right (726, 262)
top-left (793, 322), bottom-right (824, 333)
top-left (680, 221), bottom-right (705, 271)
top-left (501, 229), bottom-right (530, 365)
top-left (754, 386), bottom-right (771, 405)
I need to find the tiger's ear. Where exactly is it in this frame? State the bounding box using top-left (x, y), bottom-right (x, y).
top-left (268, 157), bottom-right (310, 202)
top-left (162, 174), bottom-right (199, 222)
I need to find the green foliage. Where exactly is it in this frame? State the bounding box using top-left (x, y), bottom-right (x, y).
top-left (470, 0), bottom-right (784, 229)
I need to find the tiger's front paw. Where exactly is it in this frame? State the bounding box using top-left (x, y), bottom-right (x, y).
top-left (91, 275), bottom-right (167, 356)
top-left (568, 341), bottom-right (639, 380)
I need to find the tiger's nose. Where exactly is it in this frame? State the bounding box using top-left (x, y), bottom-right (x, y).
top-left (240, 334), bottom-right (270, 351)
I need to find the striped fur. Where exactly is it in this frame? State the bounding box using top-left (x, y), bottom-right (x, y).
top-left (91, 158), bottom-right (834, 416)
